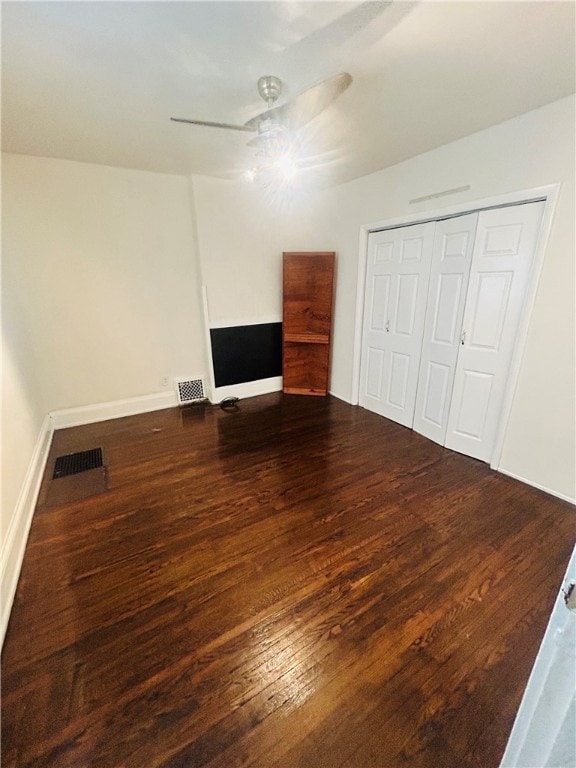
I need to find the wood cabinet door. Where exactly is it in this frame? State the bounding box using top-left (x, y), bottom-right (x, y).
top-left (283, 252), bottom-right (335, 396)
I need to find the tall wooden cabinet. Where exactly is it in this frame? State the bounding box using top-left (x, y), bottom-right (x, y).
top-left (282, 251), bottom-right (335, 396)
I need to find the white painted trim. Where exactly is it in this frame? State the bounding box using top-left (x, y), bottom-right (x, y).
top-left (209, 315), bottom-right (282, 329)
top-left (351, 226), bottom-right (369, 405)
top-left (50, 391), bottom-right (177, 429)
top-left (490, 185), bottom-right (560, 471)
top-left (500, 545), bottom-right (576, 767)
top-left (352, 183), bottom-right (560, 468)
top-left (359, 184), bottom-right (555, 234)
top-left (497, 467), bottom-right (575, 506)
top-left (1, 415), bottom-right (54, 647)
top-left (213, 376), bottom-right (282, 402)
top-left (201, 285), bottom-right (217, 401)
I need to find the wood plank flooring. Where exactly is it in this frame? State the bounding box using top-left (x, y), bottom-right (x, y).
top-left (2, 393), bottom-right (574, 768)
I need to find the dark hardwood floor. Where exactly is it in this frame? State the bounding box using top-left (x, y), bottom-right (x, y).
top-left (2, 393), bottom-right (574, 768)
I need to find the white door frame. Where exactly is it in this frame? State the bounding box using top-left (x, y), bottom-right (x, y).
top-left (500, 544), bottom-right (576, 767)
top-left (351, 183), bottom-right (561, 471)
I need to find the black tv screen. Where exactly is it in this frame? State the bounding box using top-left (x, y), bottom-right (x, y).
top-left (210, 322), bottom-right (282, 387)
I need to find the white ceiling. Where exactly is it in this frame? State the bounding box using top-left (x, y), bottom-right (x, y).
top-left (2, 1), bottom-right (575, 186)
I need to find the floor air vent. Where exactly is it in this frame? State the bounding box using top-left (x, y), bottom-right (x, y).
top-left (176, 377), bottom-right (206, 405)
top-left (53, 448), bottom-right (104, 479)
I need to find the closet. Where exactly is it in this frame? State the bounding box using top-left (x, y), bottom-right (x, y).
top-left (359, 201), bottom-right (545, 462)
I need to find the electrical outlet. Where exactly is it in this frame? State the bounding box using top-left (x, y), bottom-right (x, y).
top-left (161, 376), bottom-right (169, 388)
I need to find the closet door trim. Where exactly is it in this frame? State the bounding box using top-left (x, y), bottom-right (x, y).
top-left (351, 183), bottom-right (560, 471)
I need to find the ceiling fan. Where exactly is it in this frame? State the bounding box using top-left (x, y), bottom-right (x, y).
top-left (170, 72), bottom-right (352, 178)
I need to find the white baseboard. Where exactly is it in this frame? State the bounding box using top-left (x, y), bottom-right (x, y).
top-left (1, 415), bottom-right (54, 648)
top-left (497, 467), bottom-right (576, 505)
top-left (50, 391), bottom-right (177, 429)
top-left (213, 376), bottom-right (283, 403)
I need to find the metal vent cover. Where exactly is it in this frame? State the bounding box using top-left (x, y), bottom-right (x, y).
top-left (176, 377), bottom-right (206, 405)
top-left (53, 448), bottom-right (103, 479)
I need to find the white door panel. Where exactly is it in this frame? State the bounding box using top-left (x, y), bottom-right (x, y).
top-left (401, 236), bottom-right (425, 262)
top-left (468, 271), bottom-right (514, 349)
top-left (370, 275), bottom-right (390, 331)
top-left (360, 222), bottom-right (434, 427)
top-left (451, 369), bottom-right (494, 439)
top-left (445, 202), bottom-right (545, 461)
top-left (366, 348), bottom-right (384, 398)
top-left (413, 214), bottom-right (478, 445)
top-left (388, 351), bottom-right (410, 408)
top-left (433, 273), bottom-right (465, 344)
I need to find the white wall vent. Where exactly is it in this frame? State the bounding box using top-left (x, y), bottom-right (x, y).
top-left (175, 377), bottom-right (206, 405)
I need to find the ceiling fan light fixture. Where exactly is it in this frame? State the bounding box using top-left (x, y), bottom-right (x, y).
top-left (242, 151), bottom-right (299, 186)
top-left (257, 75), bottom-right (283, 108)
top-left (245, 131), bottom-right (301, 185)
top-left (276, 154), bottom-right (298, 181)
top-left (171, 71), bottom-right (352, 186)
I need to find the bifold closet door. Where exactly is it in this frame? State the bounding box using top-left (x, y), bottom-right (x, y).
top-left (444, 201), bottom-right (545, 462)
top-left (359, 222), bottom-right (435, 427)
top-left (413, 213), bottom-right (478, 445)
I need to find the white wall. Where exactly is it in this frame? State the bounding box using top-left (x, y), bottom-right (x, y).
top-left (1, 153), bottom-right (207, 594)
top-left (1, 333), bottom-right (45, 541)
top-left (2, 154), bottom-right (207, 413)
top-left (192, 95), bottom-right (575, 501)
top-left (191, 177), bottom-right (331, 325)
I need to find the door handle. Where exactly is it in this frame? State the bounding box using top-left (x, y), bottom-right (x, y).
top-left (563, 582), bottom-right (576, 611)
top-left (385, 320), bottom-right (390, 333)
top-left (461, 330), bottom-right (466, 346)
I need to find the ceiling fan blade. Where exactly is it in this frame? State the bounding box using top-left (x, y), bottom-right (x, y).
top-left (170, 117), bottom-right (255, 133)
top-left (274, 3), bottom-right (417, 86)
top-left (280, 2), bottom-right (390, 64)
top-left (244, 72), bottom-right (352, 133)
